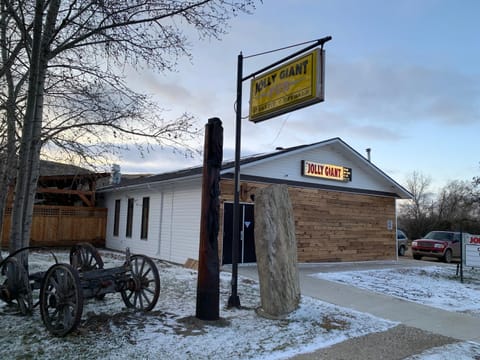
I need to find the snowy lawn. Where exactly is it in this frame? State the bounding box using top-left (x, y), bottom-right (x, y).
top-left (0, 249), bottom-right (395, 360)
top-left (312, 264), bottom-right (480, 318)
top-left (312, 264), bottom-right (480, 359)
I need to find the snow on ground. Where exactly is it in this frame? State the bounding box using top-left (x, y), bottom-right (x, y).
top-left (0, 249), bottom-right (394, 360)
top-left (312, 265), bottom-right (480, 317)
top-left (1, 249), bottom-right (480, 359)
top-left (406, 342), bottom-right (480, 360)
top-left (313, 264), bottom-right (480, 359)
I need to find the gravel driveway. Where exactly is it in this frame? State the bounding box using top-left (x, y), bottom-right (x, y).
top-left (289, 324), bottom-right (458, 359)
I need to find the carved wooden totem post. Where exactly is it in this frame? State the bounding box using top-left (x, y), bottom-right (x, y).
top-left (196, 118), bottom-right (223, 320)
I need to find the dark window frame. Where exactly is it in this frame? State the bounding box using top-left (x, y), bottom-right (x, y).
top-left (113, 199), bottom-right (121, 236)
top-left (141, 197), bottom-right (150, 239)
top-left (126, 198), bottom-right (134, 238)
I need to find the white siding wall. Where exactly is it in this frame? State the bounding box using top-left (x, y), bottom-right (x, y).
top-left (240, 145), bottom-right (395, 193)
top-left (158, 182), bottom-right (202, 264)
top-left (104, 190), bottom-right (162, 256)
top-left (103, 178), bottom-right (202, 264)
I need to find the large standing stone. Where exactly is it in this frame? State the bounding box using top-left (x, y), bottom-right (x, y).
top-left (254, 184), bottom-right (300, 318)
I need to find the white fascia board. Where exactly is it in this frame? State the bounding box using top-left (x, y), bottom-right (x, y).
top-left (98, 173), bottom-right (202, 193)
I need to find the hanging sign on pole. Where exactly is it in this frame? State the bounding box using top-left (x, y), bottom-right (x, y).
top-left (228, 37), bottom-right (331, 308)
top-left (249, 48), bottom-right (324, 123)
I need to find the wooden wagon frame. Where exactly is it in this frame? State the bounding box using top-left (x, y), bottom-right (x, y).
top-left (0, 243), bottom-right (160, 336)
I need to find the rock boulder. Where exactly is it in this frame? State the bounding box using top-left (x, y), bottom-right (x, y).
top-left (254, 184), bottom-right (300, 318)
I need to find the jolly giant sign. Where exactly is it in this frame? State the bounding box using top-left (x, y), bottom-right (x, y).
top-left (301, 160), bottom-right (352, 182)
top-left (249, 49), bottom-right (325, 123)
top-left (465, 235), bottom-right (480, 267)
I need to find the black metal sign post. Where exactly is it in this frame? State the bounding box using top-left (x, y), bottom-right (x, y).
top-left (227, 36), bottom-right (332, 308)
top-left (460, 229), bottom-right (464, 283)
top-left (227, 53), bottom-right (243, 308)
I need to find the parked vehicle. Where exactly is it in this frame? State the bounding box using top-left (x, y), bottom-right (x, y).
top-left (411, 231), bottom-right (468, 263)
top-left (397, 229), bottom-right (408, 256)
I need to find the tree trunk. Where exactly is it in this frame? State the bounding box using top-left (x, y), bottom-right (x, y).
top-left (9, 0), bottom-right (44, 253)
top-left (0, 0), bottom-right (20, 248)
top-left (0, 66), bottom-right (18, 247)
top-left (9, 0), bottom-right (60, 255)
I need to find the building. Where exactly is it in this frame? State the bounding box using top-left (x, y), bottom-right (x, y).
top-left (1, 161), bottom-right (109, 248)
top-left (97, 138), bottom-right (411, 265)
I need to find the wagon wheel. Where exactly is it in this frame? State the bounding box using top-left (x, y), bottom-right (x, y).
top-left (121, 255), bottom-right (160, 311)
top-left (0, 257), bottom-right (33, 315)
top-left (39, 263), bottom-right (83, 337)
top-left (70, 243), bottom-right (104, 272)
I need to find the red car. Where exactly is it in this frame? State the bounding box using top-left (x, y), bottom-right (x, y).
top-left (411, 231), bottom-right (467, 263)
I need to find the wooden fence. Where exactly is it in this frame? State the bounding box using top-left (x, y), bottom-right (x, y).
top-left (1, 205), bottom-right (107, 248)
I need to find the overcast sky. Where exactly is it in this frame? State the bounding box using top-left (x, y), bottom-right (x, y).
top-left (118, 0), bottom-right (480, 191)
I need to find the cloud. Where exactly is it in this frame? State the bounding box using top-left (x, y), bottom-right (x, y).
top-left (348, 125), bottom-right (405, 141)
top-left (107, 144), bottom-right (202, 174)
top-left (146, 78), bottom-right (192, 103)
top-left (327, 59), bottom-right (480, 126)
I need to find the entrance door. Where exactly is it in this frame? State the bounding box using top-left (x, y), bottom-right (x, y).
top-left (222, 203), bottom-right (255, 264)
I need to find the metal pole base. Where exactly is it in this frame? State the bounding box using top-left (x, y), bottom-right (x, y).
top-left (227, 295), bottom-right (241, 308)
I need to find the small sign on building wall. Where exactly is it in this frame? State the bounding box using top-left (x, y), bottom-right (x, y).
top-left (301, 160), bottom-right (352, 182)
top-left (387, 220), bottom-right (393, 231)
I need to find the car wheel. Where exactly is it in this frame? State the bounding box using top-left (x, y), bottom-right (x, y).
top-left (413, 254), bottom-right (422, 260)
top-left (443, 249), bottom-right (452, 263)
top-left (398, 245), bottom-right (406, 256)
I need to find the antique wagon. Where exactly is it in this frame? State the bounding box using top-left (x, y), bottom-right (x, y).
top-left (0, 243), bottom-right (160, 336)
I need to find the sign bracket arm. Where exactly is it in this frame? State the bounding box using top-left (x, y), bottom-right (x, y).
top-left (242, 36), bottom-right (331, 82)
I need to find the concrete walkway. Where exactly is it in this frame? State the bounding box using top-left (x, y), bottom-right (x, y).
top-left (236, 259), bottom-right (480, 343)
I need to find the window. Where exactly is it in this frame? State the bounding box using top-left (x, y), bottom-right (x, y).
top-left (141, 197), bottom-right (150, 239)
top-left (113, 199), bottom-right (121, 236)
top-left (126, 198), bottom-right (134, 238)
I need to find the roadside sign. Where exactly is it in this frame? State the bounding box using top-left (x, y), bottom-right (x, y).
top-left (230, 36), bottom-right (331, 307)
top-left (249, 48), bottom-right (324, 123)
top-left (464, 235), bottom-right (480, 267)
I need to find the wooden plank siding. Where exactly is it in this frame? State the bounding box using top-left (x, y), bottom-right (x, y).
top-left (290, 187), bottom-right (395, 262)
top-left (1, 205), bottom-right (107, 248)
top-left (220, 179), bottom-right (396, 263)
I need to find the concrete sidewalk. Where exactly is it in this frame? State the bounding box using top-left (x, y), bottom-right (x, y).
top-left (236, 259), bottom-right (480, 344)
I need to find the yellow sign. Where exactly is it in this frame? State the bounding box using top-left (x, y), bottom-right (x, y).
top-left (249, 49), bottom-right (324, 123)
top-left (301, 160), bottom-right (352, 182)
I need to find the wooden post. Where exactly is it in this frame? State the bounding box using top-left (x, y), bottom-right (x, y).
top-left (196, 117), bottom-right (223, 320)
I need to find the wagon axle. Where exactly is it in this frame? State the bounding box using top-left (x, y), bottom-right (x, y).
top-left (127, 277), bottom-right (142, 292)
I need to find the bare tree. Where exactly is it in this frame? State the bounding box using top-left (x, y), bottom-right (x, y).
top-left (435, 180), bottom-right (474, 229)
top-left (398, 171), bottom-right (435, 239)
top-left (0, 1), bottom-right (26, 247)
top-left (41, 65), bottom-right (199, 167)
top-left (399, 172), bottom-right (480, 238)
top-left (473, 164), bottom-right (480, 201)
top-left (1, 0), bottom-right (259, 254)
